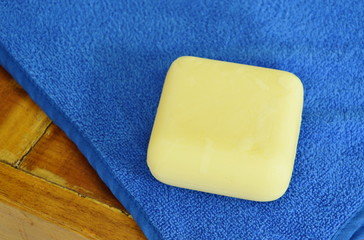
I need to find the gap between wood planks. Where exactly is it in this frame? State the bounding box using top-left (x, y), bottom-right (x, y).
top-left (0, 162), bottom-right (145, 240)
top-left (0, 121), bottom-right (131, 217)
top-left (0, 157), bottom-right (131, 218)
top-left (13, 121), bottom-right (52, 168)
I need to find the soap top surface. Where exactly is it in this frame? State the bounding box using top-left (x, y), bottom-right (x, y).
top-left (148, 56), bottom-right (303, 201)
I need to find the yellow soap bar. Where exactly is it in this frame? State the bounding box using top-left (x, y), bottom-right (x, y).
top-left (147, 56), bottom-right (303, 201)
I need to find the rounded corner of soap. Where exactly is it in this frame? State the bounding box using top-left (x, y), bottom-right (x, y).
top-left (286, 72), bottom-right (304, 93)
top-left (147, 156), bottom-right (163, 182)
top-left (171, 56), bottom-right (199, 66)
top-left (254, 163), bottom-right (293, 202)
top-left (266, 184), bottom-right (290, 202)
top-left (168, 56), bottom-right (189, 72)
top-left (146, 150), bottom-right (169, 184)
top-left (255, 181), bottom-right (290, 202)
top-left (173, 56), bottom-right (189, 63)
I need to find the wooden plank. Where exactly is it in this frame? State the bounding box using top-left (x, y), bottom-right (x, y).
top-left (0, 200), bottom-right (88, 240)
top-left (0, 162), bottom-right (146, 240)
top-left (0, 67), bottom-right (51, 164)
top-left (20, 123), bottom-right (126, 211)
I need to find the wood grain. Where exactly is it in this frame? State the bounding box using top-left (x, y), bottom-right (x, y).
top-left (0, 162), bottom-right (146, 240)
top-left (0, 67), bottom-right (51, 164)
top-left (0, 66), bottom-right (144, 239)
top-left (0, 200), bottom-right (88, 240)
top-left (20, 123), bottom-right (126, 211)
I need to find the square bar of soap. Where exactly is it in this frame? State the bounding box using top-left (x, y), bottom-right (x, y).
top-left (147, 56), bottom-right (303, 201)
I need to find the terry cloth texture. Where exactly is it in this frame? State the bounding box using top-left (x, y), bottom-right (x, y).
top-left (0, 1), bottom-right (363, 239)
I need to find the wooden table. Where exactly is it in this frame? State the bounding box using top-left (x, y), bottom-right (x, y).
top-left (0, 67), bottom-right (146, 240)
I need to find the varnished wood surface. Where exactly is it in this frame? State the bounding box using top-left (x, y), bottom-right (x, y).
top-left (20, 123), bottom-right (126, 211)
top-left (0, 162), bottom-right (145, 240)
top-left (0, 68), bottom-right (51, 164)
top-left (0, 201), bottom-right (88, 240)
top-left (0, 66), bottom-right (145, 239)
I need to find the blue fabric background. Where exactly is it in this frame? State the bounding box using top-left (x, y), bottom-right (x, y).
top-left (0, 1), bottom-right (363, 239)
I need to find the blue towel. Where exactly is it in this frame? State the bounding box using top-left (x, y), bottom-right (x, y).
top-left (1, 1), bottom-right (363, 239)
